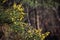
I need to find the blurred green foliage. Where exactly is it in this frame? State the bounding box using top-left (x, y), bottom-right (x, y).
top-left (21, 0), bottom-right (59, 8)
top-left (0, 0), bottom-right (50, 40)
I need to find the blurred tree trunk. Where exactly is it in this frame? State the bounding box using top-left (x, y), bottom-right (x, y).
top-left (36, 11), bottom-right (40, 29)
top-left (26, 6), bottom-right (31, 25)
top-left (35, 8), bottom-right (40, 29)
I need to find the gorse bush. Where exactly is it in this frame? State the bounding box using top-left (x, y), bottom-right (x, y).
top-left (0, 2), bottom-right (50, 40)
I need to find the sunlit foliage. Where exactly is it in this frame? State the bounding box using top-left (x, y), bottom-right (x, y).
top-left (0, 0), bottom-right (50, 40)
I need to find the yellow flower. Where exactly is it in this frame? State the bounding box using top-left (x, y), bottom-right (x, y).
top-left (3, 0), bottom-right (7, 3)
top-left (10, 13), bottom-right (12, 15)
top-left (14, 17), bottom-right (16, 18)
top-left (39, 34), bottom-right (44, 39)
top-left (17, 4), bottom-right (22, 8)
top-left (35, 30), bottom-right (39, 33)
top-left (17, 19), bottom-right (19, 20)
top-left (38, 28), bottom-right (42, 32)
top-left (42, 34), bottom-right (44, 36)
top-left (15, 4), bottom-right (23, 12)
top-left (40, 34), bottom-right (45, 40)
top-left (14, 22), bottom-right (16, 24)
top-left (42, 36), bottom-right (45, 39)
top-left (13, 2), bottom-right (17, 9)
top-left (21, 12), bottom-right (25, 15)
top-left (28, 30), bottom-right (31, 33)
top-left (12, 18), bottom-right (14, 21)
top-left (39, 34), bottom-right (41, 37)
top-left (45, 32), bottom-right (50, 36)
top-left (20, 17), bottom-right (23, 21)
top-left (18, 7), bottom-right (24, 12)
top-left (19, 15), bottom-right (24, 21)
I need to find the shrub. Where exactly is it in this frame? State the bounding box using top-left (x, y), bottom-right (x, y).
top-left (0, 2), bottom-right (50, 40)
